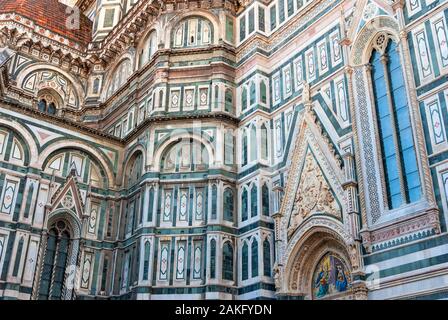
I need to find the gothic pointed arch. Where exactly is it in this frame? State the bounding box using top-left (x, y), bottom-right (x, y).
top-left (273, 106), bottom-right (366, 299)
top-left (348, 14), bottom-right (439, 249)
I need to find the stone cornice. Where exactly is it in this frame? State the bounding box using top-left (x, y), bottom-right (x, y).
top-left (0, 13), bottom-right (88, 55)
top-left (0, 99), bottom-right (124, 145)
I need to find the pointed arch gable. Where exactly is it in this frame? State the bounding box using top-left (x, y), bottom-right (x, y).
top-left (278, 116), bottom-right (346, 244)
top-left (50, 174), bottom-right (86, 222)
top-left (350, 15), bottom-right (400, 66)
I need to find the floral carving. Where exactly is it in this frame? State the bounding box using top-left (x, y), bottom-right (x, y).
top-left (288, 152), bottom-right (341, 238)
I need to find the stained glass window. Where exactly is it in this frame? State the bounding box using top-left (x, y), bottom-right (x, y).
top-left (370, 40), bottom-right (421, 209)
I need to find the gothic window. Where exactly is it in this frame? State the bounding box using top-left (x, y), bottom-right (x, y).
top-left (251, 239), bottom-right (258, 277)
top-left (260, 81), bottom-right (267, 104)
top-left (12, 237), bottom-right (24, 277)
top-left (24, 183), bottom-right (34, 219)
top-left (37, 92), bottom-right (59, 115)
top-left (211, 184), bottom-right (218, 220)
top-left (223, 188), bottom-right (234, 222)
top-left (287, 0), bottom-right (294, 16)
top-left (248, 9), bottom-right (255, 34)
top-left (258, 7), bottom-right (265, 32)
top-left (214, 85), bottom-right (219, 109)
top-left (142, 241), bottom-right (151, 281)
top-left (139, 31), bottom-right (157, 68)
top-left (100, 256), bottom-right (109, 292)
top-left (242, 242), bottom-right (249, 280)
top-left (222, 242), bottom-right (234, 281)
top-left (107, 59), bottom-right (132, 99)
top-left (225, 88), bottom-right (233, 113)
top-left (224, 130), bottom-right (234, 166)
top-left (173, 17), bottom-right (213, 48)
top-left (250, 184), bottom-right (258, 218)
top-left (250, 125), bottom-right (257, 162)
top-left (158, 90), bottom-right (164, 109)
top-left (241, 188), bottom-right (248, 221)
top-left (370, 35), bottom-right (422, 209)
top-left (261, 123), bottom-right (268, 160)
top-left (270, 5), bottom-right (277, 31)
top-left (210, 239), bottom-right (216, 279)
top-left (242, 129), bottom-right (248, 166)
top-left (250, 81), bottom-right (256, 106)
top-left (38, 220), bottom-right (72, 300)
top-left (263, 239), bottom-right (271, 277)
top-left (262, 184), bottom-right (270, 216)
top-left (38, 99), bottom-right (47, 112)
top-left (161, 139), bottom-right (209, 173)
top-left (125, 152), bottom-right (143, 187)
top-left (92, 78), bottom-right (100, 95)
top-left (278, 0), bottom-right (285, 23)
top-left (240, 15), bottom-right (246, 42)
top-left (242, 86), bottom-right (248, 111)
top-left (147, 188), bottom-right (155, 222)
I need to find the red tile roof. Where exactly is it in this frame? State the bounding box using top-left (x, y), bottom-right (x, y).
top-left (0, 0), bottom-right (93, 46)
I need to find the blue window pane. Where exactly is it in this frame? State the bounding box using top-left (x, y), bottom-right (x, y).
top-left (406, 171), bottom-right (421, 189)
top-left (383, 136), bottom-right (396, 157)
top-left (388, 178), bottom-right (401, 196)
top-left (376, 95), bottom-right (389, 116)
top-left (402, 148), bottom-right (418, 173)
top-left (408, 187), bottom-right (422, 202)
top-left (390, 70), bottom-right (405, 88)
top-left (379, 115), bottom-right (393, 137)
top-left (390, 193), bottom-right (403, 208)
top-left (385, 155), bottom-right (399, 180)
top-left (395, 107), bottom-right (411, 130)
top-left (399, 127), bottom-right (415, 149)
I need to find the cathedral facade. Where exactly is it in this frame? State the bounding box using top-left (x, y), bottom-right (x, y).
top-left (0, 0), bottom-right (447, 300)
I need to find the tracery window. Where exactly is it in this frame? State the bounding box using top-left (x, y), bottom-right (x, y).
top-left (106, 59), bottom-right (132, 99)
top-left (161, 139), bottom-right (209, 173)
top-left (222, 242), bottom-right (234, 281)
top-left (140, 31), bottom-right (157, 68)
top-left (37, 92), bottom-right (59, 115)
top-left (125, 152), bottom-right (143, 187)
top-left (369, 34), bottom-right (422, 209)
top-left (173, 17), bottom-right (213, 48)
top-left (38, 220), bottom-right (72, 300)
